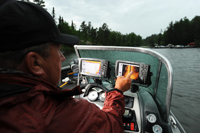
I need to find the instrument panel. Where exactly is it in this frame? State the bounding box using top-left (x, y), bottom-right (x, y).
top-left (74, 58), bottom-right (166, 133)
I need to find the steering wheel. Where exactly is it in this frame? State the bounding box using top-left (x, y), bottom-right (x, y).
top-left (83, 83), bottom-right (108, 97)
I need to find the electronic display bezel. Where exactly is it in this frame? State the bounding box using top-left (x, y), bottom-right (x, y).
top-left (115, 60), bottom-right (151, 86)
top-left (79, 58), bottom-right (108, 78)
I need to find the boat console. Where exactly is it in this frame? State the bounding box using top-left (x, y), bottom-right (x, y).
top-left (60, 45), bottom-right (186, 133)
top-left (76, 57), bottom-right (170, 133)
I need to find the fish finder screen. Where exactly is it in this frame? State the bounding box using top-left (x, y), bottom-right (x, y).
top-left (81, 60), bottom-right (101, 75)
top-left (118, 63), bottom-right (139, 80)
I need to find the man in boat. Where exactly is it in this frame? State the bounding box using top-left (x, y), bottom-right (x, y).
top-left (0, 0), bottom-right (132, 132)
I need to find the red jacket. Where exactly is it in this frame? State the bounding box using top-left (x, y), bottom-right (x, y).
top-left (0, 73), bottom-right (125, 133)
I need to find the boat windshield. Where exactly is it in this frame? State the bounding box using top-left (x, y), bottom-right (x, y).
top-left (74, 45), bottom-right (173, 121)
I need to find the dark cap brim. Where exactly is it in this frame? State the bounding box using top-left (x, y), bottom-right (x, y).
top-left (52, 33), bottom-right (79, 46)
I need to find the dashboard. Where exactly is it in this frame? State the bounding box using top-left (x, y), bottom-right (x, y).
top-left (67, 58), bottom-right (170, 133)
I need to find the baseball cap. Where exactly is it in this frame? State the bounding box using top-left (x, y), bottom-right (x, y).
top-left (0, 0), bottom-right (79, 52)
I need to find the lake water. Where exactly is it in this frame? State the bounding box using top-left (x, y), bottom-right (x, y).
top-left (62, 48), bottom-right (200, 133)
top-left (152, 48), bottom-right (200, 133)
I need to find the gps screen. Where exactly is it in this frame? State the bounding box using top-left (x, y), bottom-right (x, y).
top-left (118, 63), bottom-right (139, 80)
top-left (81, 60), bottom-right (101, 75)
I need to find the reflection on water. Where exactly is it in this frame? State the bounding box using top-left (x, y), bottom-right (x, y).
top-left (63, 48), bottom-right (200, 133)
top-left (152, 48), bottom-right (200, 133)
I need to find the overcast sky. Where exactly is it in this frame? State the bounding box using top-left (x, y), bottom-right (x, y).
top-left (42, 0), bottom-right (199, 39)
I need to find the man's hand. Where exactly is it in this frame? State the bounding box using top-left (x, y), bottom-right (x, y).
top-left (114, 71), bottom-right (133, 93)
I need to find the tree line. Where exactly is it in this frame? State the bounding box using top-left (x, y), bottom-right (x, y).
top-left (58, 18), bottom-right (143, 47)
top-left (143, 16), bottom-right (200, 47)
top-left (58, 16), bottom-right (200, 49)
top-left (19, 0), bottom-right (200, 49)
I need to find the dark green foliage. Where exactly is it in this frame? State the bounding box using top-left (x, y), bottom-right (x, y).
top-left (71, 21), bottom-right (75, 30)
top-left (143, 34), bottom-right (160, 47)
top-left (145, 16), bottom-right (200, 47)
top-left (79, 21), bottom-right (88, 40)
top-left (194, 40), bottom-right (200, 47)
top-left (90, 27), bottom-right (97, 43)
top-left (58, 16), bottom-right (79, 51)
top-left (75, 21), bottom-right (142, 47)
top-left (52, 7), bottom-right (56, 24)
top-left (191, 16), bottom-right (200, 43)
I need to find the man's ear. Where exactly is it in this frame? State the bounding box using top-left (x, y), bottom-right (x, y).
top-left (24, 52), bottom-right (45, 76)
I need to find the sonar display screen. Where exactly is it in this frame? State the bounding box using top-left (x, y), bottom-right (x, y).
top-left (81, 60), bottom-right (101, 75)
top-left (118, 63), bottom-right (139, 80)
